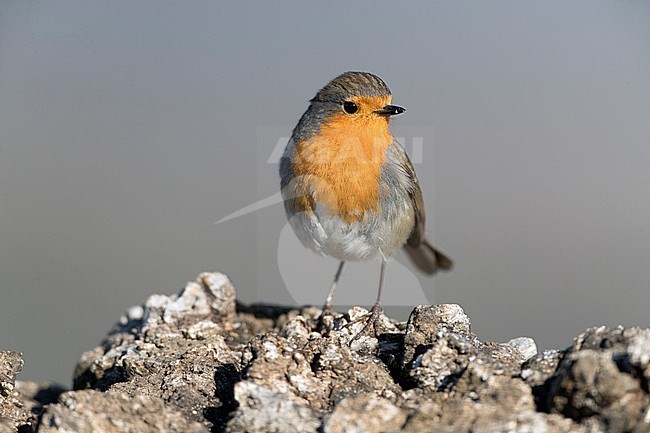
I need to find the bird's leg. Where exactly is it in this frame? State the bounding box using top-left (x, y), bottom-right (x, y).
top-left (322, 261), bottom-right (345, 313)
top-left (350, 259), bottom-right (386, 342)
top-left (317, 261), bottom-right (345, 330)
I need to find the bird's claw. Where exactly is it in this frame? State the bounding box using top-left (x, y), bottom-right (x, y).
top-left (348, 303), bottom-right (383, 344)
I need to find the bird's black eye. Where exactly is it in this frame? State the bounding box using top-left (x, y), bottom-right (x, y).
top-left (342, 101), bottom-right (358, 114)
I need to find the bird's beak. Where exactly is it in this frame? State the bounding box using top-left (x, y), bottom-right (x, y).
top-left (374, 104), bottom-right (406, 117)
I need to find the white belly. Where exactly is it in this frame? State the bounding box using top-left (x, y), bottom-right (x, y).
top-left (286, 201), bottom-right (414, 262)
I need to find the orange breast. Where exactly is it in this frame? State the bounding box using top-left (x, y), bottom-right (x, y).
top-left (293, 111), bottom-right (393, 222)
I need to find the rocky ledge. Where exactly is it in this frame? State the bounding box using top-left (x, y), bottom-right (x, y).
top-left (1, 272), bottom-right (649, 433)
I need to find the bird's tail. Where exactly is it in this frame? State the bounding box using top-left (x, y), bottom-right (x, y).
top-left (403, 238), bottom-right (453, 275)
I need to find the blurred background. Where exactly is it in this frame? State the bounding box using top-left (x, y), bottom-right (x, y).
top-left (1, 1), bottom-right (648, 386)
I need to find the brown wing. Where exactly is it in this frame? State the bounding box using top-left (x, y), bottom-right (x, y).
top-left (399, 147), bottom-right (453, 274)
top-left (401, 150), bottom-right (426, 249)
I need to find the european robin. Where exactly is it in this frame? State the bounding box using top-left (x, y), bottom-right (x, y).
top-left (279, 71), bottom-right (452, 334)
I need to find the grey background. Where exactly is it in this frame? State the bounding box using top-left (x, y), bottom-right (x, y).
top-left (1, 1), bottom-right (649, 386)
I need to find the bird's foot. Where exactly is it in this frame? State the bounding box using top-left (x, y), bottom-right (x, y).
top-left (316, 304), bottom-right (340, 333)
top-left (348, 302), bottom-right (383, 344)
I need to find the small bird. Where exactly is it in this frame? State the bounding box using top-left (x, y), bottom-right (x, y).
top-left (280, 71), bottom-right (452, 334)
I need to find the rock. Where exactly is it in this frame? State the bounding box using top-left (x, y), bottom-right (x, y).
top-left (505, 337), bottom-right (538, 361)
top-left (37, 390), bottom-right (208, 433)
top-left (226, 382), bottom-right (320, 433)
top-left (2, 272), bottom-right (649, 432)
top-left (323, 395), bottom-right (408, 433)
top-left (400, 304), bottom-right (474, 371)
top-left (0, 358), bottom-right (65, 433)
top-left (399, 402), bottom-right (592, 433)
top-left (521, 349), bottom-right (565, 388)
top-left (542, 326), bottom-right (650, 433)
top-left (72, 273), bottom-right (244, 431)
top-left (0, 352), bottom-right (32, 432)
top-left (14, 381), bottom-right (66, 430)
top-left (401, 304), bottom-right (533, 399)
top-left (138, 271), bottom-right (236, 333)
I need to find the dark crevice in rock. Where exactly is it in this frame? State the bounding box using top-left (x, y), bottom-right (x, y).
top-left (613, 352), bottom-right (650, 394)
top-left (309, 353), bottom-right (321, 375)
top-left (375, 332), bottom-right (407, 388)
top-left (396, 343), bottom-right (434, 391)
top-left (76, 366), bottom-right (128, 392)
top-left (235, 302), bottom-right (295, 321)
top-left (526, 349), bottom-right (570, 414)
top-left (207, 364), bottom-right (242, 433)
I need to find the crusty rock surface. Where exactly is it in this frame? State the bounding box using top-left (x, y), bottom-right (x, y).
top-left (37, 390), bottom-right (208, 433)
top-left (2, 272), bottom-right (649, 432)
top-left (0, 351), bottom-right (31, 433)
